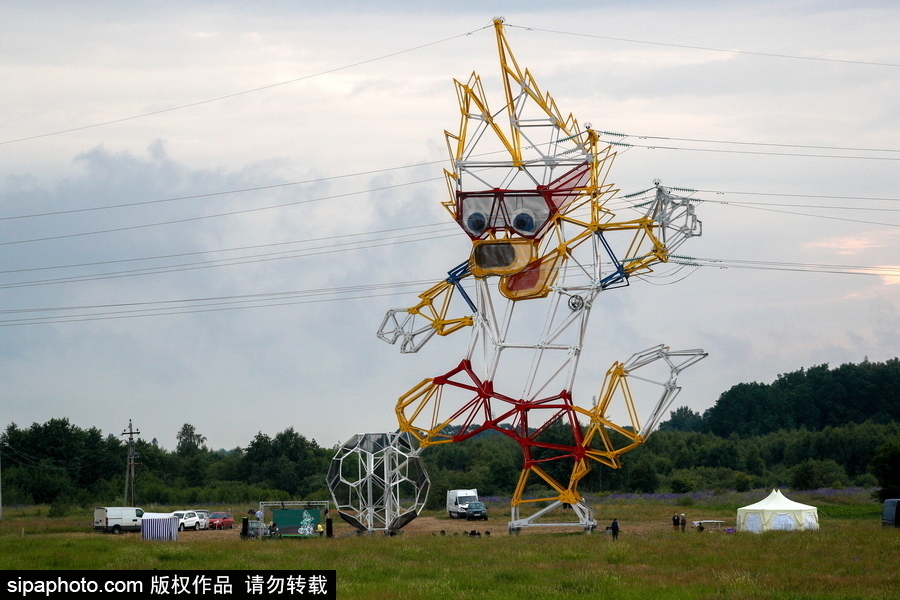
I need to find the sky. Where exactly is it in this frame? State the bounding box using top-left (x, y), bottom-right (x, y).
top-left (1, 1), bottom-right (899, 452)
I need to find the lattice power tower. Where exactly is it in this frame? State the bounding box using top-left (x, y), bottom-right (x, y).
top-left (377, 19), bottom-right (707, 532)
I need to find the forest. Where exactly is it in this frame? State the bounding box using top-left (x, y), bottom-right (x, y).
top-left (2, 358), bottom-right (899, 511)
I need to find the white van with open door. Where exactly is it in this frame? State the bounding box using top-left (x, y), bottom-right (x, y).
top-left (446, 489), bottom-right (479, 519)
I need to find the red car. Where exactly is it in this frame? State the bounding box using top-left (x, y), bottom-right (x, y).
top-left (208, 512), bottom-right (235, 530)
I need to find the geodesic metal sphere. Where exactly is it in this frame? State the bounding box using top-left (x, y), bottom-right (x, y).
top-left (326, 432), bottom-right (430, 532)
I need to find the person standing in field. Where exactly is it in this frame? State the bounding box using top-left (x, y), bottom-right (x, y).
top-left (610, 518), bottom-right (619, 540)
top-left (673, 512), bottom-right (680, 530)
top-left (680, 513), bottom-right (686, 532)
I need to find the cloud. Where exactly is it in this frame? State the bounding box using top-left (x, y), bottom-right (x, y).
top-left (1, 3), bottom-right (899, 450)
top-left (804, 235), bottom-right (890, 255)
top-left (876, 266), bottom-right (900, 285)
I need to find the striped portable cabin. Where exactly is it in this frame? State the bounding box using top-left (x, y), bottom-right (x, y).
top-left (141, 514), bottom-right (179, 541)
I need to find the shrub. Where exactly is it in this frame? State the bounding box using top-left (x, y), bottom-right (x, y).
top-left (669, 471), bottom-right (697, 494)
top-left (790, 459), bottom-right (849, 490)
top-left (732, 472), bottom-right (753, 493)
top-left (47, 502), bottom-right (72, 518)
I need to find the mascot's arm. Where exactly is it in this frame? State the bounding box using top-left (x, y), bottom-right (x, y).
top-left (377, 263), bottom-right (474, 354)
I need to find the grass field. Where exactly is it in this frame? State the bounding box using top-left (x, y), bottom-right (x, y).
top-left (1, 491), bottom-right (897, 599)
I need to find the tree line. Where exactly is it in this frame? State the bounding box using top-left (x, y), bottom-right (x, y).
top-left (2, 359), bottom-right (899, 509)
top-left (0, 421), bottom-right (333, 509)
top-left (696, 358), bottom-right (900, 436)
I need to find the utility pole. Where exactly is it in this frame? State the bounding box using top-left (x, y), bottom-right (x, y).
top-left (121, 421), bottom-right (141, 507)
top-left (0, 442), bottom-right (9, 520)
top-left (0, 442), bottom-right (5, 521)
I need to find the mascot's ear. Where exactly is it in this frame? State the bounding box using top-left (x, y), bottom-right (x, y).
top-left (499, 250), bottom-right (564, 300)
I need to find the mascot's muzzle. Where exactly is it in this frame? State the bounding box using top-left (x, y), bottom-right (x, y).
top-left (470, 239), bottom-right (536, 277)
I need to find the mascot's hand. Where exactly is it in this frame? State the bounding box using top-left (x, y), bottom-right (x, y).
top-left (377, 309), bottom-right (437, 354)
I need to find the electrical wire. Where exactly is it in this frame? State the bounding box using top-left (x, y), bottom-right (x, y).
top-left (0, 222), bottom-right (456, 276)
top-left (0, 443), bottom-right (123, 471)
top-left (600, 137), bottom-right (900, 162)
top-left (5, 142), bottom-right (896, 235)
top-left (702, 200), bottom-right (900, 228)
top-left (505, 23), bottom-right (900, 68)
top-left (1, 253), bottom-right (895, 327)
top-left (0, 25), bottom-right (493, 147)
top-left (0, 283), bottom-right (432, 327)
top-left (0, 175), bottom-right (444, 247)
top-left (0, 161), bottom-right (446, 222)
top-left (682, 256), bottom-right (900, 278)
top-left (0, 227), bottom-right (461, 290)
top-left (600, 131), bottom-right (900, 155)
top-left (3, 180), bottom-right (898, 291)
top-left (3, 19), bottom-right (895, 153)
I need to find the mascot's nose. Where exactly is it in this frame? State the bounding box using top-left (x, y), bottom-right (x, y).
top-left (470, 239), bottom-right (535, 276)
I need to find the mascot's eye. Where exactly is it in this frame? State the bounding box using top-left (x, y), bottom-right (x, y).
top-left (503, 194), bottom-right (551, 237)
top-left (512, 212), bottom-right (535, 233)
top-left (460, 195), bottom-right (493, 237)
top-left (466, 212), bottom-right (487, 236)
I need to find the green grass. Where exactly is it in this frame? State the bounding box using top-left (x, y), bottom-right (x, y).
top-left (1, 502), bottom-right (897, 599)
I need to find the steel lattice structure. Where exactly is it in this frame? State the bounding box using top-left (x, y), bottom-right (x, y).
top-left (378, 19), bottom-right (706, 531)
top-left (326, 432), bottom-right (430, 533)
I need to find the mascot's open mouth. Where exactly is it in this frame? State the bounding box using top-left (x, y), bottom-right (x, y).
top-left (470, 239), bottom-right (535, 276)
top-left (473, 243), bottom-right (515, 269)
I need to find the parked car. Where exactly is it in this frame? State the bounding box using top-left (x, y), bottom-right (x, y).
top-left (209, 512), bottom-right (235, 530)
top-left (173, 510), bottom-right (201, 531)
top-left (465, 501), bottom-right (488, 521)
top-left (195, 510), bottom-right (210, 530)
top-left (241, 520), bottom-right (270, 538)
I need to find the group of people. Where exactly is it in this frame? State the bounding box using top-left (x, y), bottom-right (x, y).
top-left (606, 511), bottom-right (702, 540)
top-left (671, 512), bottom-right (708, 531)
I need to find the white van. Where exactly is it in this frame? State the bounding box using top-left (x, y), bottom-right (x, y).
top-left (446, 489), bottom-right (479, 519)
top-left (93, 507), bottom-right (144, 533)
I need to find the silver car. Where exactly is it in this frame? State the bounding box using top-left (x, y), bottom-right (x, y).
top-left (242, 520), bottom-right (270, 538)
top-left (195, 510), bottom-right (211, 530)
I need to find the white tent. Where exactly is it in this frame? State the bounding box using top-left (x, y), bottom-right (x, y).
top-left (736, 489), bottom-right (819, 533)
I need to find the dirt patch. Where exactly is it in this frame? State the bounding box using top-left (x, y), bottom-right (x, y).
top-left (188, 514), bottom-right (689, 539)
top-left (400, 515), bottom-right (704, 538)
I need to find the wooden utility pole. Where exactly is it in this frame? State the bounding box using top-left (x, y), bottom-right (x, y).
top-left (122, 421), bottom-right (141, 507)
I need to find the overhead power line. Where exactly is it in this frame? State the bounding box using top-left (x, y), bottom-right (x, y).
top-left (0, 160), bottom-right (445, 222)
top-left (601, 137), bottom-right (900, 162)
top-left (682, 256), bottom-right (900, 278)
top-left (0, 222), bottom-right (456, 277)
top-left (3, 124), bottom-right (896, 227)
top-left (3, 20), bottom-right (895, 149)
top-left (0, 281), bottom-right (435, 327)
top-left (0, 25), bottom-right (492, 146)
top-left (2, 179), bottom-right (898, 287)
top-left (0, 226), bottom-right (460, 290)
top-left (0, 256), bottom-right (895, 327)
top-left (0, 176), bottom-right (444, 247)
top-left (506, 23), bottom-right (900, 68)
top-left (599, 131), bottom-right (900, 155)
top-left (699, 199), bottom-right (900, 229)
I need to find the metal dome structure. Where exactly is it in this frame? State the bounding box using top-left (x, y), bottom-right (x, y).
top-left (326, 432), bottom-right (430, 533)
